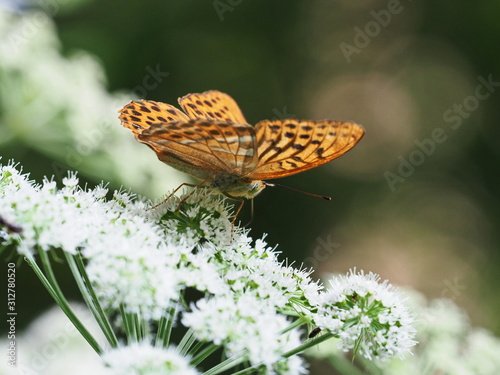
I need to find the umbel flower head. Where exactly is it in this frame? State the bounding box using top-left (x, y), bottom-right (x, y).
top-left (0, 160), bottom-right (416, 374)
top-left (312, 270), bottom-right (417, 361)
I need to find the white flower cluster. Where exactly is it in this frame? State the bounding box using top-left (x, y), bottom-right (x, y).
top-left (0, 162), bottom-right (178, 320)
top-left (0, 161), bottom-right (417, 374)
top-left (102, 342), bottom-right (199, 375)
top-left (311, 270), bottom-right (416, 361)
top-left (151, 193), bottom-right (314, 372)
top-left (309, 290), bottom-right (500, 375)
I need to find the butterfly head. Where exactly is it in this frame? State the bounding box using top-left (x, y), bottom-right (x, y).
top-left (210, 174), bottom-right (266, 199)
top-left (230, 179), bottom-right (267, 199)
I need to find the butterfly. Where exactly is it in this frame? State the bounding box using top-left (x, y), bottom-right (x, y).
top-left (119, 90), bottom-right (364, 216)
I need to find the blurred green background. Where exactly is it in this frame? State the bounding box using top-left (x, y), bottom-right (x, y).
top-left (1, 0), bottom-right (500, 368)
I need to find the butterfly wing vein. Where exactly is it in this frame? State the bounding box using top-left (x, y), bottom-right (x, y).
top-left (250, 119), bottom-right (364, 180)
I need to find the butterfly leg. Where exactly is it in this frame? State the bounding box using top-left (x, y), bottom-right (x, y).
top-left (172, 176), bottom-right (217, 212)
top-left (229, 198), bottom-right (254, 228)
top-left (220, 192), bottom-right (247, 240)
top-left (149, 182), bottom-right (199, 210)
top-left (228, 197), bottom-right (254, 228)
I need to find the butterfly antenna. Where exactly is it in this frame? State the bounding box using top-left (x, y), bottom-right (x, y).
top-left (264, 182), bottom-right (331, 200)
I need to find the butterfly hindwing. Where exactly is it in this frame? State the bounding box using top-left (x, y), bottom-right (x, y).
top-left (136, 120), bottom-right (259, 179)
top-left (250, 119), bottom-right (365, 180)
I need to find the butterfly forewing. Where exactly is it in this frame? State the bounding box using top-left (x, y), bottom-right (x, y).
top-left (179, 90), bottom-right (247, 124)
top-left (250, 119), bottom-right (365, 180)
top-left (119, 99), bottom-right (190, 136)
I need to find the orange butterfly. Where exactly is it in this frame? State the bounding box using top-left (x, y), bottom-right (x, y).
top-left (119, 90), bottom-right (364, 215)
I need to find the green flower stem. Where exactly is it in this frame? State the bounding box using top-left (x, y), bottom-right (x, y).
top-left (190, 343), bottom-right (219, 366)
top-left (230, 365), bottom-right (264, 375)
top-left (203, 351), bottom-right (248, 375)
top-left (122, 309), bottom-right (149, 343)
top-left (283, 332), bottom-right (367, 375)
top-left (25, 251), bottom-right (102, 354)
top-left (178, 328), bottom-right (197, 356)
top-left (281, 317), bottom-right (306, 334)
top-left (188, 340), bottom-right (206, 357)
top-left (155, 304), bottom-right (177, 347)
top-left (155, 315), bottom-right (168, 347)
top-left (120, 305), bottom-right (139, 342)
top-left (38, 248), bottom-right (65, 297)
top-left (283, 332), bottom-right (335, 358)
top-left (66, 252), bottom-right (118, 348)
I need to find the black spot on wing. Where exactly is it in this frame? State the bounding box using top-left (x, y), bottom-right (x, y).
top-left (292, 144), bottom-right (305, 150)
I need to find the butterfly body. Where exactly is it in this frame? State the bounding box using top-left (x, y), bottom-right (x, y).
top-left (119, 90), bottom-right (364, 201)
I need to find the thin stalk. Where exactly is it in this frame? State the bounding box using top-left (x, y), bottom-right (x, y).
top-left (282, 332), bottom-right (335, 358)
top-left (202, 351), bottom-right (248, 375)
top-left (189, 343), bottom-right (219, 366)
top-left (230, 365), bottom-right (264, 375)
top-left (120, 305), bottom-right (138, 342)
top-left (178, 328), bottom-right (197, 356)
top-left (25, 252), bottom-right (102, 353)
top-left (155, 315), bottom-right (168, 347)
top-left (66, 252), bottom-right (118, 348)
top-left (188, 340), bottom-right (206, 357)
top-left (38, 249), bottom-right (65, 296)
top-left (280, 318), bottom-right (306, 334)
top-left (155, 304), bottom-right (177, 347)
